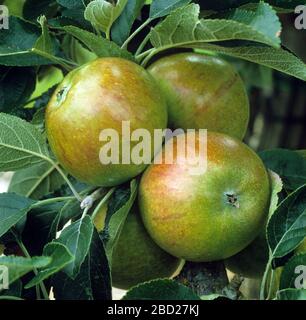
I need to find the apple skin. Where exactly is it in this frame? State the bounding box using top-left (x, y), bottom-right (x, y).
top-left (139, 131), bottom-right (270, 262)
top-left (225, 229), bottom-right (269, 279)
top-left (94, 204), bottom-right (182, 290)
top-left (46, 58), bottom-right (167, 187)
top-left (148, 53), bottom-right (249, 140)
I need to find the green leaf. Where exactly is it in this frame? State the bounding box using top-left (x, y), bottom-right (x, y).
top-left (276, 288), bottom-right (306, 300)
top-left (201, 293), bottom-right (229, 300)
top-left (84, 0), bottom-right (128, 38)
top-left (111, 0), bottom-right (145, 45)
top-left (268, 170), bottom-right (283, 218)
top-left (57, 0), bottom-right (84, 9)
top-left (34, 16), bottom-right (55, 55)
top-left (122, 279), bottom-right (201, 300)
top-left (191, 43), bottom-right (306, 82)
top-left (62, 35), bottom-right (98, 65)
top-left (56, 0), bottom-right (91, 30)
top-left (0, 296), bottom-right (24, 300)
top-left (63, 26), bottom-right (134, 60)
top-left (280, 253), bottom-right (306, 290)
top-left (149, 0), bottom-right (192, 19)
top-left (0, 193), bottom-right (35, 238)
top-left (22, 201), bottom-right (67, 256)
top-left (57, 197), bottom-right (84, 229)
top-left (0, 67), bottom-right (36, 117)
top-left (267, 185), bottom-right (306, 259)
top-left (23, 0), bottom-right (59, 21)
top-left (0, 113), bottom-right (50, 172)
top-left (56, 216), bottom-right (94, 279)
top-left (150, 4), bottom-right (281, 51)
top-left (25, 242), bottom-right (74, 288)
top-left (197, 0), bottom-right (306, 11)
top-left (52, 228), bottom-right (111, 300)
top-left (0, 255), bottom-right (51, 287)
top-left (259, 149), bottom-right (306, 192)
top-left (220, 2), bottom-right (281, 47)
top-left (102, 180), bottom-right (138, 260)
top-left (9, 162), bottom-right (65, 200)
top-left (0, 17), bottom-right (54, 66)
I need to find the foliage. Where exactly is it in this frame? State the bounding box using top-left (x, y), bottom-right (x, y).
top-left (0, 0), bottom-right (305, 301)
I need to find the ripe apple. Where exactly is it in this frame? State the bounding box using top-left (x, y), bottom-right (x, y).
top-left (46, 58), bottom-right (167, 187)
top-left (139, 131), bottom-right (270, 262)
top-left (148, 53), bottom-right (249, 139)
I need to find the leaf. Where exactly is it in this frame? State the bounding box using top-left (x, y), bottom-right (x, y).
top-left (9, 162), bottom-right (65, 200)
top-left (149, 0), bottom-right (192, 19)
top-left (101, 180), bottom-right (138, 260)
top-left (150, 4), bottom-right (281, 51)
top-left (52, 228), bottom-right (111, 300)
top-left (201, 293), bottom-right (229, 300)
top-left (63, 26), bottom-right (134, 60)
top-left (111, 0), bottom-right (145, 45)
top-left (25, 242), bottom-right (74, 288)
top-left (197, 0), bottom-right (306, 11)
top-left (268, 170), bottom-right (283, 218)
top-left (0, 255), bottom-right (51, 287)
top-left (276, 288), bottom-right (306, 300)
top-left (34, 16), bottom-right (55, 55)
top-left (57, 0), bottom-right (85, 9)
top-left (0, 113), bottom-right (50, 172)
top-left (56, 216), bottom-right (94, 279)
top-left (260, 149), bottom-right (306, 192)
top-left (56, 0), bottom-right (91, 29)
top-left (62, 35), bottom-right (98, 65)
top-left (0, 17), bottom-right (54, 66)
top-left (22, 201), bottom-right (66, 256)
top-left (267, 185), bottom-right (306, 259)
top-left (84, 0), bottom-right (128, 38)
top-left (57, 197), bottom-right (84, 229)
top-left (191, 43), bottom-right (306, 82)
top-left (220, 2), bottom-right (281, 47)
top-left (0, 193), bottom-right (36, 238)
top-left (280, 253), bottom-right (306, 290)
top-left (0, 67), bottom-right (36, 118)
top-left (122, 279), bottom-right (201, 300)
top-left (23, 0), bottom-right (59, 21)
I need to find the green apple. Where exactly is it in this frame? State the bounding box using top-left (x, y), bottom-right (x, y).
top-left (46, 58), bottom-right (167, 187)
top-left (148, 53), bottom-right (249, 139)
top-left (139, 131), bottom-right (270, 262)
top-left (94, 204), bottom-right (183, 290)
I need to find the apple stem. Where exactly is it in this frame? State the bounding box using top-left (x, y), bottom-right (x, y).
top-left (80, 188), bottom-right (106, 210)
